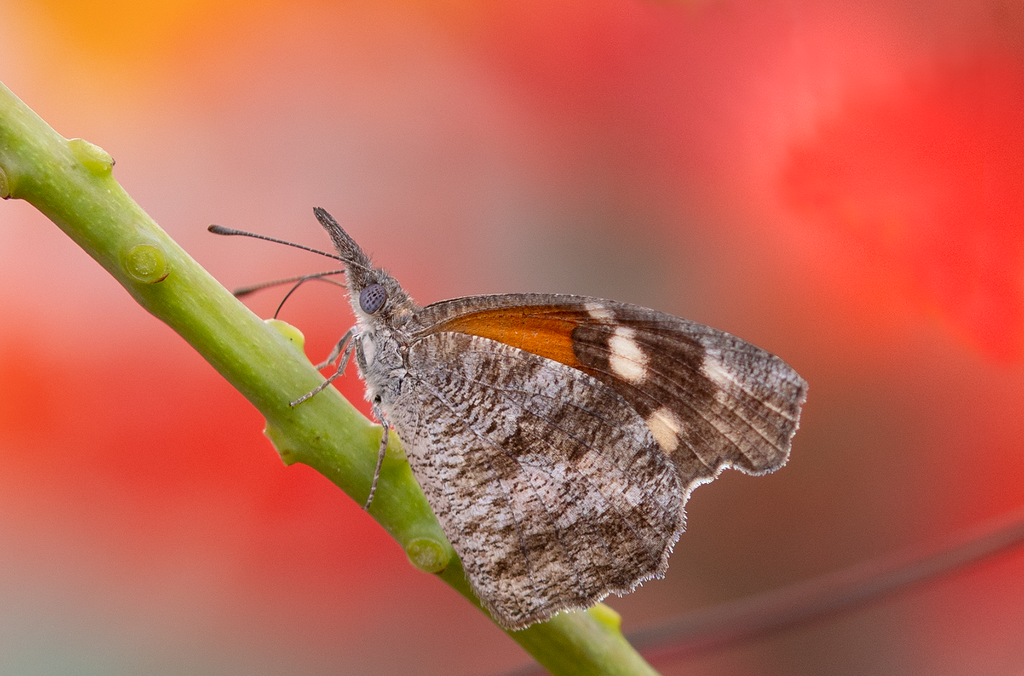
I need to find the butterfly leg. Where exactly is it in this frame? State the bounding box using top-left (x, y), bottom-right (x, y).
top-left (290, 327), bottom-right (357, 406)
top-left (363, 409), bottom-right (390, 510)
top-left (315, 326), bottom-right (357, 370)
top-left (355, 330), bottom-right (390, 510)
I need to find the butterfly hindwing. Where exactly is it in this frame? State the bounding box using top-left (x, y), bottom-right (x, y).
top-left (387, 331), bottom-right (683, 630)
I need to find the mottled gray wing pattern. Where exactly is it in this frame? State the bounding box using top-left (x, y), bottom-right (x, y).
top-left (386, 331), bottom-right (684, 630)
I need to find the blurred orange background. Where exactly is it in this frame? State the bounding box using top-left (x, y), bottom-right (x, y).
top-left (2, 1), bottom-right (1024, 674)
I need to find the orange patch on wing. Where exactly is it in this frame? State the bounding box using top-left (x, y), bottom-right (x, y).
top-left (431, 307), bottom-right (584, 368)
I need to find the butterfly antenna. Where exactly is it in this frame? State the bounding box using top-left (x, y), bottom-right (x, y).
top-left (208, 224), bottom-right (343, 261)
top-left (272, 274), bottom-right (348, 318)
top-left (231, 271), bottom-right (347, 298)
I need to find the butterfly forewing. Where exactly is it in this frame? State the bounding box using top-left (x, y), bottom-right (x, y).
top-left (412, 294), bottom-right (807, 492)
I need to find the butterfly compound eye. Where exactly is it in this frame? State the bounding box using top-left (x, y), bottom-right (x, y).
top-left (359, 283), bottom-right (387, 314)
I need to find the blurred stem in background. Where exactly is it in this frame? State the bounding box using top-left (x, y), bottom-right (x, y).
top-left (0, 80), bottom-right (661, 676)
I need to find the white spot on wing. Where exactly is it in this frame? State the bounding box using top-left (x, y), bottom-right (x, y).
top-left (585, 302), bottom-right (615, 322)
top-left (646, 406), bottom-right (683, 453)
top-left (607, 326), bottom-right (648, 384)
top-left (702, 358), bottom-right (737, 390)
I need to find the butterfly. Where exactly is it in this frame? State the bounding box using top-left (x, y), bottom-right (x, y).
top-left (212, 208), bottom-right (808, 631)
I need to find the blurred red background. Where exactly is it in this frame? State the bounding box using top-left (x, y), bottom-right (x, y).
top-left (2, 1), bottom-right (1024, 674)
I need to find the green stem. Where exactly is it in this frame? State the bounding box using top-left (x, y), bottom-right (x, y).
top-left (0, 79), bottom-right (661, 676)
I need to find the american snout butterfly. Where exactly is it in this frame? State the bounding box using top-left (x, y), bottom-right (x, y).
top-left (211, 208), bottom-right (808, 631)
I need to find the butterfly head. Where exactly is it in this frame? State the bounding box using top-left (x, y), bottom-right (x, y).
top-left (312, 207), bottom-right (417, 329)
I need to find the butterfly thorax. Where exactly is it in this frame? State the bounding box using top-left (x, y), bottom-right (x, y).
top-left (356, 325), bottom-right (411, 409)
